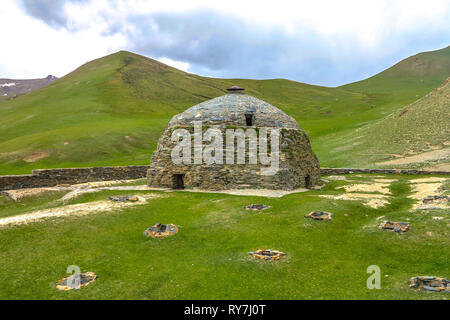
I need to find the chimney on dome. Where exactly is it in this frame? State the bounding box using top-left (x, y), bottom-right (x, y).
top-left (226, 85), bottom-right (245, 93)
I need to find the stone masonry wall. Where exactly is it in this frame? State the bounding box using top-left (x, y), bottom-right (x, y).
top-left (320, 168), bottom-right (450, 175)
top-left (1, 166), bottom-right (448, 192)
top-left (147, 126), bottom-right (321, 190)
top-left (0, 166), bottom-right (150, 191)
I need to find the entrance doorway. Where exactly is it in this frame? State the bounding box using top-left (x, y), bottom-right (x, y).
top-left (305, 175), bottom-right (312, 188)
top-left (173, 174), bottom-right (185, 189)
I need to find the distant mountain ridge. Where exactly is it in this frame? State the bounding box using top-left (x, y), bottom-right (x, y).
top-left (0, 75), bottom-right (57, 100)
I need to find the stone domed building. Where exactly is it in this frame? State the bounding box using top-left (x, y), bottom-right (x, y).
top-left (147, 86), bottom-right (320, 190)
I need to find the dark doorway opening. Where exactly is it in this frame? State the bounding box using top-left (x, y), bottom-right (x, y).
top-left (173, 174), bottom-right (185, 190)
top-left (305, 175), bottom-right (312, 189)
top-left (245, 114), bottom-right (254, 126)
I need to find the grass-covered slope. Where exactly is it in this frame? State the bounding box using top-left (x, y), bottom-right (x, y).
top-left (0, 46), bottom-right (449, 174)
top-left (326, 77), bottom-right (450, 169)
top-left (341, 45), bottom-right (450, 107)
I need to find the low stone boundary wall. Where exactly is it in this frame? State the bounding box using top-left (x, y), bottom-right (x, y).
top-left (0, 166), bottom-right (448, 191)
top-left (0, 166), bottom-right (151, 191)
top-left (320, 168), bottom-right (450, 175)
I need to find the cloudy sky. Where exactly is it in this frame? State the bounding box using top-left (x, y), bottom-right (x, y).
top-left (0, 0), bottom-right (449, 86)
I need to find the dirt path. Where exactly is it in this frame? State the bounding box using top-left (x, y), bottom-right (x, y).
top-left (2, 180), bottom-right (140, 201)
top-left (180, 187), bottom-right (309, 198)
top-left (0, 194), bottom-right (162, 228)
top-left (424, 163), bottom-right (450, 171)
top-left (377, 148), bottom-right (450, 166)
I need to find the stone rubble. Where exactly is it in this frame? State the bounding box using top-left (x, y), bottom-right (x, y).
top-left (109, 195), bottom-right (140, 202)
top-left (244, 204), bottom-right (270, 211)
top-left (305, 211), bottom-right (333, 221)
top-left (249, 249), bottom-right (286, 261)
top-left (379, 221), bottom-right (410, 233)
top-left (56, 272), bottom-right (97, 291)
top-left (144, 223), bottom-right (179, 239)
top-left (409, 276), bottom-right (450, 293)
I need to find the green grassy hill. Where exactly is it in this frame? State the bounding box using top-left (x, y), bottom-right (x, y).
top-left (0, 46), bottom-right (449, 174)
top-left (327, 77), bottom-right (450, 169)
top-left (342, 45), bottom-right (450, 106)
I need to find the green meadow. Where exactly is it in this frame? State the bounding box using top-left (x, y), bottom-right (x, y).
top-left (0, 174), bottom-right (448, 299)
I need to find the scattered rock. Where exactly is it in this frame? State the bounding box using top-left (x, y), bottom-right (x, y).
top-left (57, 272), bottom-right (97, 291)
top-left (379, 221), bottom-right (410, 233)
top-left (409, 276), bottom-right (449, 293)
top-left (249, 249), bottom-right (286, 261)
top-left (418, 195), bottom-right (450, 210)
top-left (423, 195), bottom-right (449, 203)
top-left (244, 204), bottom-right (270, 211)
top-left (144, 223), bottom-right (178, 239)
top-left (410, 180), bottom-right (450, 210)
top-left (109, 195), bottom-right (140, 202)
top-left (305, 211), bottom-right (333, 221)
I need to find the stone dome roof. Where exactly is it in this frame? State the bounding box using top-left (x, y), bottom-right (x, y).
top-left (168, 92), bottom-right (300, 129)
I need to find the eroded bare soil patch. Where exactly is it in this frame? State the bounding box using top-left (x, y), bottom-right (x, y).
top-left (0, 193), bottom-right (163, 227)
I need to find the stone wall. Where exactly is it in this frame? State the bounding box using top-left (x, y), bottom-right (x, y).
top-left (320, 168), bottom-right (450, 175)
top-left (1, 165), bottom-right (448, 192)
top-left (0, 166), bottom-right (150, 191)
top-left (147, 126), bottom-right (321, 190)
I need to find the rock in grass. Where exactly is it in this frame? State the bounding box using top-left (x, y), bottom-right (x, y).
top-left (305, 211), bottom-right (333, 221)
top-left (144, 223), bottom-right (178, 239)
top-left (109, 195), bottom-right (140, 202)
top-left (409, 276), bottom-right (449, 292)
top-left (56, 272), bottom-right (97, 291)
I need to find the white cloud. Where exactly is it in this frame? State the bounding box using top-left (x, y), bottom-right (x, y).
top-left (1, 0), bottom-right (449, 85)
top-left (0, 0), bottom-right (127, 78)
top-left (158, 57), bottom-right (190, 72)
